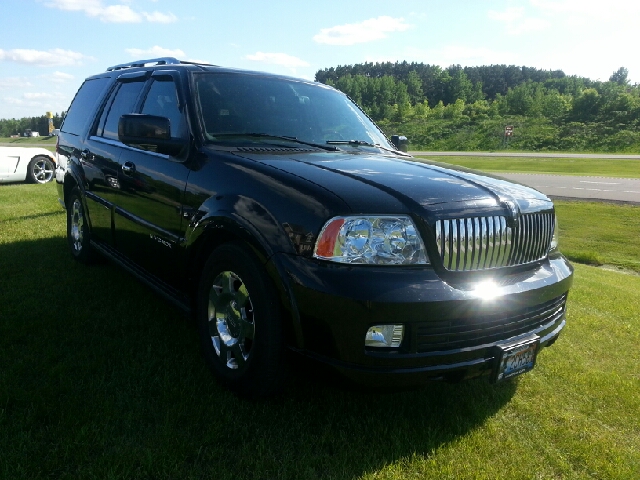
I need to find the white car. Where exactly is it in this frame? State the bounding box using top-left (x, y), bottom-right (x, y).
top-left (0, 147), bottom-right (57, 184)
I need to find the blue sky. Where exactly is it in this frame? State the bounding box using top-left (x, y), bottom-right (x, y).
top-left (1, 0), bottom-right (638, 119)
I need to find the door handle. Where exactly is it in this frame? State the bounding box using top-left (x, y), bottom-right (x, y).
top-left (80, 149), bottom-right (93, 161)
top-left (122, 162), bottom-right (136, 175)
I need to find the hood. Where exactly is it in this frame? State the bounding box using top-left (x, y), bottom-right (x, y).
top-left (234, 149), bottom-right (553, 216)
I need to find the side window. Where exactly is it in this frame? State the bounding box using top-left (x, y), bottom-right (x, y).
top-left (100, 80), bottom-right (145, 141)
top-left (140, 79), bottom-right (186, 139)
top-left (61, 77), bottom-right (110, 135)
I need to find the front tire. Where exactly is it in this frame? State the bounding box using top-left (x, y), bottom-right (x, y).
top-left (197, 244), bottom-right (287, 397)
top-left (27, 155), bottom-right (55, 184)
top-left (66, 188), bottom-right (94, 264)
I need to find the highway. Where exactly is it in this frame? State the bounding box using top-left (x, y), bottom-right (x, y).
top-left (494, 174), bottom-right (640, 204)
top-left (411, 151), bottom-right (640, 204)
top-left (410, 151), bottom-right (640, 159)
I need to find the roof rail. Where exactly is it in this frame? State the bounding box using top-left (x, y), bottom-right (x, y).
top-left (107, 57), bottom-right (182, 72)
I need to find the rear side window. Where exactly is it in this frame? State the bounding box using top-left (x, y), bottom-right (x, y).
top-left (60, 77), bottom-right (110, 135)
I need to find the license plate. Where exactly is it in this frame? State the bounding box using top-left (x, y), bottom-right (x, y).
top-left (492, 336), bottom-right (540, 383)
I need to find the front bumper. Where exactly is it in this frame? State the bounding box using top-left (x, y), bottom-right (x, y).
top-left (274, 253), bottom-right (573, 387)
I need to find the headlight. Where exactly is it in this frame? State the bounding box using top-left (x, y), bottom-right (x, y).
top-left (549, 216), bottom-right (559, 254)
top-left (313, 216), bottom-right (429, 265)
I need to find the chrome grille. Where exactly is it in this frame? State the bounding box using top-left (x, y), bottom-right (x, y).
top-left (435, 212), bottom-right (554, 271)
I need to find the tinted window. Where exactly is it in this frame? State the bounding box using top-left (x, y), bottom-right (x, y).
top-left (140, 79), bottom-right (185, 138)
top-left (100, 80), bottom-right (145, 141)
top-left (194, 73), bottom-right (391, 148)
top-left (61, 77), bottom-right (110, 135)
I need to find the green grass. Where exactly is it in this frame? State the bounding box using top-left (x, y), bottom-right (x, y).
top-left (1, 183), bottom-right (639, 479)
top-left (0, 135), bottom-right (56, 145)
top-left (0, 135), bottom-right (56, 153)
top-left (555, 200), bottom-right (640, 273)
top-left (415, 156), bottom-right (640, 178)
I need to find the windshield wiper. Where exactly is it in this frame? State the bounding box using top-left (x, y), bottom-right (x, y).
top-left (326, 139), bottom-right (411, 156)
top-left (212, 133), bottom-right (338, 151)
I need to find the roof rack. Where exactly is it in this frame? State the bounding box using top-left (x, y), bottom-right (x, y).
top-left (106, 57), bottom-right (182, 72)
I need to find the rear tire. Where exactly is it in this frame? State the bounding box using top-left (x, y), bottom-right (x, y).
top-left (27, 155), bottom-right (55, 184)
top-left (197, 244), bottom-right (287, 397)
top-left (66, 188), bottom-right (94, 264)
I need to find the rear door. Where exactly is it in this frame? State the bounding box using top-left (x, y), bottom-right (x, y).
top-left (82, 71), bottom-right (149, 244)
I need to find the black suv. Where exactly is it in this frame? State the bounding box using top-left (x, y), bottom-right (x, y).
top-left (55, 58), bottom-right (573, 397)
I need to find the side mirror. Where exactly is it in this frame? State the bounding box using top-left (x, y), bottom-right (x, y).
top-left (118, 114), bottom-right (186, 156)
top-left (390, 135), bottom-right (409, 152)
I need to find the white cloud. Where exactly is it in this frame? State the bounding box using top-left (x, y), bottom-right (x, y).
top-left (245, 52), bottom-right (310, 69)
top-left (50, 71), bottom-right (75, 83)
top-left (98, 4), bottom-right (141, 22)
top-left (24, 92), bottom-right (54, 100)
top-left (0, 48), bottom-right (88, 66)
top-left (4, 97), bottom-right (27, 106)
top-left (529, 0), bottom-right (640, 28)
top-left (0, 77), bottom-right (33, 89)
top-left (45, 0), bottom-right (177, 23)
top-left (530, 0), bottom-right (640, 16)
top-left (142, 11), bottom-right (177, 23)
top-left (125, 46), bottom-right (186, 58)
top-left (488, 7), bottom-right (525, 23)
top-left (4, 92), bottom-right (68, 112)
top-left (314, 16), bottom-right (411, 46)
top-left (489, 7), bottom-right (549, 35)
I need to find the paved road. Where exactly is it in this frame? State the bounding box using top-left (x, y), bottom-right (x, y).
top-left (411, 151), bottom-right (640, 203)
top-left (494, 173), bottom-right (640, 204)
top-left (410, 151), bottom-right (640, 159)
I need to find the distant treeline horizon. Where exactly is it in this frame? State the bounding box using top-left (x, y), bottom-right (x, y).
top-left (315, 62), bottom-right (640, 152)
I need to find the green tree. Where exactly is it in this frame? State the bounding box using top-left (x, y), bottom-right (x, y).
top-left (571, 88), bottom-right (600, 122)
top-left (406, 70), bottom-right (424, 105)
top-left (609, 67), bottom-right (629, 86)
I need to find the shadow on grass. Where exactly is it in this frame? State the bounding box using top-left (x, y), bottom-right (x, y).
top-left (0, 210), bottom-right (64, 223)
top-left (0, 237), bottom-right (517, 480)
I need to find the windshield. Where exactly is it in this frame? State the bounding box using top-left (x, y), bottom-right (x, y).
top-left (193, 72), bottom-right (393, 149)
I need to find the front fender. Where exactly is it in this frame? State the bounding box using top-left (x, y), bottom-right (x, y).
top-left (185, 197), bottom-right (305, 348)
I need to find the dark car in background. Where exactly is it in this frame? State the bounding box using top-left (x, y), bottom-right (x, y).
top-left (55, 58), bottom-right (573, 397)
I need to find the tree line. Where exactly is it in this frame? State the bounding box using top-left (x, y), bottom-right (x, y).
top-left (316, 63), bottom-right (640, 151)
top-left (0, 113), bottom-right (65, 138)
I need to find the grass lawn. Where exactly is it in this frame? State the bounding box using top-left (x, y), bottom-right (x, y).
top-left (0, 135), bottom-right (56, 153)
top-left (1, 183), bottom-right (638, 479)
top-left (555, 200), bottom-right (640, 273)
top-left (414, 155), bottom-right (640, 179)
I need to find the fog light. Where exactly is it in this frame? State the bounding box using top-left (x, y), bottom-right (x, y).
top-left (365, 325), bottom-right (404, 348)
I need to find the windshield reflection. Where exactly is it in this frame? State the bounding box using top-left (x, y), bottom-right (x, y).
top-left (194, 73), bottom-right (392, 149)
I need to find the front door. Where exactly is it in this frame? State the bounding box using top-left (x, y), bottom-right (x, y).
top-left (110, 74), bottom-right (191, 288)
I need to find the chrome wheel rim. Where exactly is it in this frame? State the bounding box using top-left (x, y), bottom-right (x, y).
top-left (33, 158), bottom-right (54, 184)
top-left (70, 199), bottom-right (84, 253)
top-left (207, 271), bottom-right (255, 370)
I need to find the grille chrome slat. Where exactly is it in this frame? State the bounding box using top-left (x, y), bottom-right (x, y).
top-left (435, 212), bottom-right (554, 271)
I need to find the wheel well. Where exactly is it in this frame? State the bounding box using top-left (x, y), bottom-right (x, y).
top-left (63, 176), bottom-right (78, 206)
top-left (187, 228), bottom-right (298, 347)
top-left (27, 154), bottom-right (56, 173)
